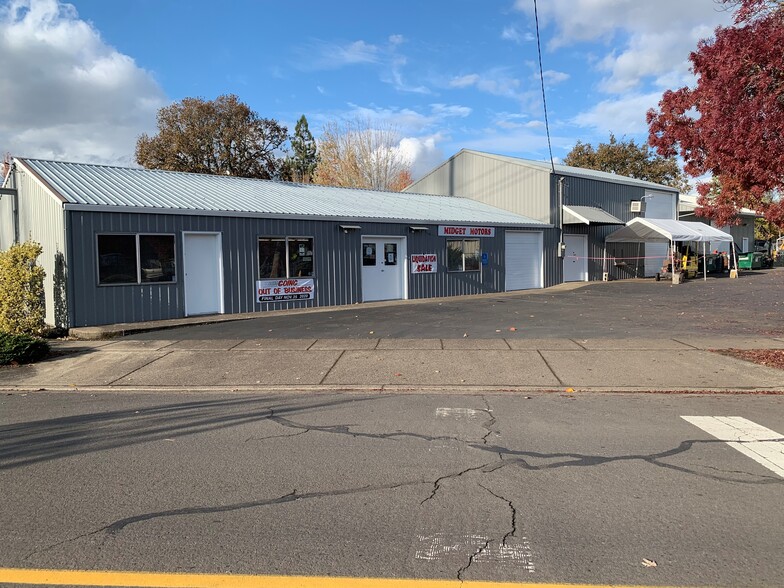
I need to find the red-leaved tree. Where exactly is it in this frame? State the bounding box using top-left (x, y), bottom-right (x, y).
top-left (647, 0), bottom-right (784, 228)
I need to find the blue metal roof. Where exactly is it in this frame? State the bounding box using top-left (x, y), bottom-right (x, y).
top-left (19, 158), bottom-right (549, 227)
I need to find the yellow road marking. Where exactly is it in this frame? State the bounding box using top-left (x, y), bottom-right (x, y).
top-left (0, 568), bottom-right (670, 588)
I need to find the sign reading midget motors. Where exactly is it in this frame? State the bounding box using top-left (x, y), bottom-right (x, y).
top-left (437, 225), bottom-right (495, 237)
top-left (256, 278), bottom-right (314, 302)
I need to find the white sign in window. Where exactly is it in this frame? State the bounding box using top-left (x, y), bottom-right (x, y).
top-left (411, 253), bottom-right (437, 273)
top-left (257, 278), bottom-right (315, 302)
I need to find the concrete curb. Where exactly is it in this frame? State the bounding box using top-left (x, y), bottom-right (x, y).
top-left (2, 385), bottom-right (782, 395)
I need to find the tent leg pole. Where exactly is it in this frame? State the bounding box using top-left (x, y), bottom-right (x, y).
top-left (703, 242), bottom-right (707, 281)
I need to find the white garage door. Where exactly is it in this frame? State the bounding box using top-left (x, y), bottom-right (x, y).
top-left (505, 231), bottom-right (543, 291)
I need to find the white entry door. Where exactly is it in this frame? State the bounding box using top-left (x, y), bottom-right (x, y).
top-left (563, 234), bottom-right (588, 282)
top-left (183, 232), bottom-right (223, 316)
top-left (361, 237), bottom-right (406, 302)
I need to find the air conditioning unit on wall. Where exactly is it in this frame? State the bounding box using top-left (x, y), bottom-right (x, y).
top-left (630, 201), bottom-right (642, 212)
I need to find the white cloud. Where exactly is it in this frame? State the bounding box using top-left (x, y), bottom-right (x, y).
top-left (388, 34), bottom-right (404, 45)
top-left (541, 70), bottom-right (570, 85)
top-left (338, 102), bottom-right (472, 135)
top-left (448, 69), bottom-right (522, 98)
top-left (0, 0), bottom-right (167, 164)
top-left (430, 104), bottom-right (471, 118)
top-left (297, 39), bottom-right (380, 70)
top-left (513, 0), bottom-right (733, 93)
top-left (449, 74), bottom-right (480, 88)
top-left (501, 25), bottom-right (532, 44)
top-left (459, 127), bottom-right (569, 159)
top-left (397, 135), bottom-right (444, 180)
top-left (572, 92), bottom-right (663, 135)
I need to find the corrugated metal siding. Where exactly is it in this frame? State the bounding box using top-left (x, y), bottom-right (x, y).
top-left (406, 151), bottom-right (553, 223)
top-left (6, 167), bottom-right (67, 326)
top-left (685, 216), bottom-right (754, 252)
top-left (67, 210), bottom-right (549, 327)
top-left (0, 190), bottom-right (14, 250)
top-left (560, 176), bottom-right (671, 281)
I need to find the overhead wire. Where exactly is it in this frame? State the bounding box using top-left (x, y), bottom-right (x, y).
top-left (532, 0), bottom-right (555, 173)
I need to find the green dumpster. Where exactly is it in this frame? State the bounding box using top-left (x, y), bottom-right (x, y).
top-left (752, 252), bottom-right (764, 269)
top-left (738, 252), bottom-right (753, 269)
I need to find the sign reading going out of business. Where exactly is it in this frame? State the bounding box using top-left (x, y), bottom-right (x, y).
top-left (438, 225), bottom-right (495, 237)
top-left (256, 278), bottom-right (315, 302)
top-left (411, 254), bottom-right (437, 274)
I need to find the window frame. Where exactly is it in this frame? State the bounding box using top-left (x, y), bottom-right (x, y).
top-left (96, 233), bottom-right (177, 286)
top-left (258, 235), bottom-right (315, 279)
top-left (446, 238), bottom-right (481, 273)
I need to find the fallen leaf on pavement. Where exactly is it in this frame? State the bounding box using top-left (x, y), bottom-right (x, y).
top-left (642, 559), bottom-right (657, 568)
top-left (509, 327), bottom-right (517, 331)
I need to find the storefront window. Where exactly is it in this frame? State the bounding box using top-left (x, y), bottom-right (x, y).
top-left (140, 235), bottom-right (176, 283)
top-left (259, 237), bottom-right (314, 278)
top-left (363, 243), bottom-right (376, 266)
top-left (98, 234), bottom-right (176, 285)
top-left (98, 235), bottom-right (137, 284)
top-left (447, 239), bottom-right (481, 272)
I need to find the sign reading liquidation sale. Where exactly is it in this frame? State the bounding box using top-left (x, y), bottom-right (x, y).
top-left (437, 225), bottom-right (495, 237)
top-left (256, 278), bottom-right (315, 302)
top-left (410, 254), bottom-right (437, 274)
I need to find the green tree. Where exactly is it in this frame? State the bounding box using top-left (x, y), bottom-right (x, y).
top-left (0, 240), bottom-right (46, 335)
top-left (564, 134), bottom-right (690, 193)
top-left (136, 94), bottom-right (288, 179)
top-left (281, 115), bottom-right (318, 183)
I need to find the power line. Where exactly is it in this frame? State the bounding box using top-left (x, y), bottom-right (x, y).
top-left (533, 0), bottom-right (555, 173)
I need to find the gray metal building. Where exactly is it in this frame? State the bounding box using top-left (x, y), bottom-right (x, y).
top-left (406, 150), bottom-right (681, 281)
top-left (678, 195), bottom-right (757, 253)
top-left (0, 158), bottom-right (552, 329)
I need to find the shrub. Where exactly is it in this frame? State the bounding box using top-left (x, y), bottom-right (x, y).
top-left (0, 241), bottom-right (46, 335)
top-left (0, 331), bottom-right (49, 365)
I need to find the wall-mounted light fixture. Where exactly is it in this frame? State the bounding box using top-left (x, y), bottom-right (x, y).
top-left (338, 224), bottom-right (361, 233)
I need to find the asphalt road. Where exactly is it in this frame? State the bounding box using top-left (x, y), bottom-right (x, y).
top-left (2, 390), bottom-right (782, 586)
top-left (127, 269), bottom-right (784, 341)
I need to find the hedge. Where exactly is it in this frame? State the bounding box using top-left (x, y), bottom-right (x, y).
top-left (0, 331), bottom-right (49, 365)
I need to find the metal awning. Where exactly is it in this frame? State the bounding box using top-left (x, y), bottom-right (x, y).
top-left (563, 205), bottom-right (624, 225)
top-left (605, 218), bottom-right (733, 243)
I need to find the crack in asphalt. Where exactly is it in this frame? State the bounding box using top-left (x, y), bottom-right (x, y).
top-left (479, 484), bottom-right (517, 547)
top-left (268, 412), bottom-right (460, 443)
top-left (479, 395), bottom-right (497, 447)
top-left (473, 439), bottom-right (784, 484)
top-left (245, 429), bottom-right (310, 442)
top-left (420, 462), bottom-right (497, 505)
top-left (456, 537), bottom-right (492, 582)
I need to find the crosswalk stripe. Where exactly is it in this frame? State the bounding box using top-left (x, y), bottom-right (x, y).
top-left (681, 416), bottom-right (784, 477)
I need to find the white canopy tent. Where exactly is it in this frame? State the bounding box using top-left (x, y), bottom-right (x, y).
top-left (604, 218), bottom-right (734, 280)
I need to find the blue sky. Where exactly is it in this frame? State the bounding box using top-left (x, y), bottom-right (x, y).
top-left (0, 0), bottom-right (734, 179)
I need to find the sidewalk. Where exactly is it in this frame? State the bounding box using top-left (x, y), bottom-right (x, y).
top-left (2, 336), bottom-right (783, 394)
